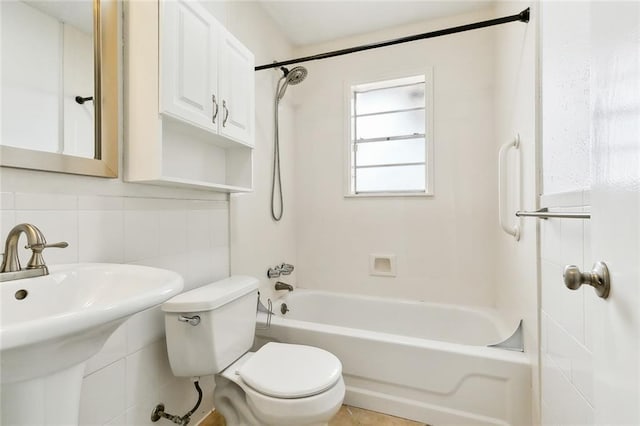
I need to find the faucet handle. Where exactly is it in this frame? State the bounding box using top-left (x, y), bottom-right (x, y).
top-left (279, 263), bottom-right (294, 275)
top-left (24, 241), bottom-right (68, 270)
top-left (267, 267), bottom-right (281, 279)
top-left (25, 241), bottom-right (69, 251)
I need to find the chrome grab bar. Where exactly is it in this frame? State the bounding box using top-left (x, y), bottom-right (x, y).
top-left (515, 208), bottom-right (590, 219)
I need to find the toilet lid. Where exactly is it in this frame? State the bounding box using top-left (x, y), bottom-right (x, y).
top-left (238, 342), bottom-right (342, 399)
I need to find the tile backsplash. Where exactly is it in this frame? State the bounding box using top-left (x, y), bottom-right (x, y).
top-left (0, 191), bottom-right (228, 425)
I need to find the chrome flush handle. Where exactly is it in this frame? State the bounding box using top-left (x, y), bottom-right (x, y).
top-left (178, 315), bottom-right (201, 326)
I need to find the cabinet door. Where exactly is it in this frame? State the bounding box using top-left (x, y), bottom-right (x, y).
top-left (219, 28), bottom-right (255, 146)
top-left (160, 0), bottom-right (219, 132)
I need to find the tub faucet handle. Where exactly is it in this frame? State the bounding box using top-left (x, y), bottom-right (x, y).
top-left (279, 263), bottom-right (294, 275)
top-left (267, 267), bottom-right (281, 278)
top-left (267, 263), bottom-right (294, 278)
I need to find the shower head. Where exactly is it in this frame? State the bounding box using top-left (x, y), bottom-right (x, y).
top-left (277, 66), bottom-right (307, 100)
top-left (283, 66), bottom-right (307, 84)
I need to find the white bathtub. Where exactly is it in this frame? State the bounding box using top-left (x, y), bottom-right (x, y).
top-left (255, 290), bottom-right (531, 426)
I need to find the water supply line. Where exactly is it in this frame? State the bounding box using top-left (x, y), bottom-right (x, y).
top-left (151, 380), bottom-right (203, 425)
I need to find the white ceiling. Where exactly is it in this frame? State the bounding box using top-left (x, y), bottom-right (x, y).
top-left (259, 1), bottom-right (495, 47)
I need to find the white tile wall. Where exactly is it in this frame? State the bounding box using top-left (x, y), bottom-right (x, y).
top-left (540, 199), bottom-right (595, 421)
top-left (85, 324), bottom-right (127, 375)
top-left (0, 191), bottom-right (229, 425)
top-left (79, 360), bottom-right (127, 425)
top-left (126, 339), bottom-right (175, 408)
top-left (291, 8), bottom-right (500, 307)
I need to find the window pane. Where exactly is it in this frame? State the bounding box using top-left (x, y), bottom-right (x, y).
top-left (356, 138), bottom-right (424, 167)
top-left (356, 109), bottom-right (424, 140)
top-left (356, 165), bottom-right (425, 193)
top-left (356, 83), bottom-right (425, 115)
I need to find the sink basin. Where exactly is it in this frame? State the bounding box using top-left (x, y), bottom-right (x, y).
top-left (0, 263), bottom-right (184, 425)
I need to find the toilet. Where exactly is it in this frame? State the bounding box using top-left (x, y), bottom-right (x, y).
top-left (161, 276), bottom-right (345, 426)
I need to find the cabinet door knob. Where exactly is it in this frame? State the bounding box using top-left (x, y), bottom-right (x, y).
top-left (222, 100), bottom-right (229, 127)
top-left (212, 94), bottom-right (219, 124)
top-left (563, 261), bottom-right (611, 299)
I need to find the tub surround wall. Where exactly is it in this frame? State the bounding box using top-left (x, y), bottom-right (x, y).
top-left (0, 1), bottom-right (294, 424)
top-left (224, 1), bottom-right (298, 303)
top-left (539, 192), bottom-right (594, 424)
top-left (492, 2), bottom-right (539, 422)
top-left (539, 2), bottom-right (595, 423)
top-left (540, 3), bottom-right (591, 195)
top-left (292, 9), bottom-right (498, 307)
top-left (539, 1), bottom-right (640, 423)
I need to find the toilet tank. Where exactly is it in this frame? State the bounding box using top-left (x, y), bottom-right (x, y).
top-left (161, 276), bottom-right (259, 377)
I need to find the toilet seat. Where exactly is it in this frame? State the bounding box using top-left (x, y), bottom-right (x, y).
top-left (241, 374), bottom-right (345, 426)
top-left (238, 342), bottom-right (342, 398)
top-left (217, 344), bottom-right (345, 425)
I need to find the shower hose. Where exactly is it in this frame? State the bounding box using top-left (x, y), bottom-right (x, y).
top-left (271, 79), bottom-right (284, 221)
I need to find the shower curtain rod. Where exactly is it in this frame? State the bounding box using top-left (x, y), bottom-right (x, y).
top-left (255, 8), bottom-right (530, 71)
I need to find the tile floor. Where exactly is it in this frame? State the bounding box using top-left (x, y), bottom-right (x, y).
top-left (199, 405), bottom-right (427, 426)
top-left (329, 405), bottom-right (427, 425)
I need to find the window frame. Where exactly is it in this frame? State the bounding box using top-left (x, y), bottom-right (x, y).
top-left (343, 68), bottom-right (434, 198)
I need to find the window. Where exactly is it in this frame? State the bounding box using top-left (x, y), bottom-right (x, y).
top-left (347, 73), bottom-right (433, 196)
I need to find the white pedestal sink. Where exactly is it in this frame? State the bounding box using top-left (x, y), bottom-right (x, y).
top-left (0, 263), bottom-right (184, 425)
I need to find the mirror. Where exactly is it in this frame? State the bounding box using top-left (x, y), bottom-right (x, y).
top-left (0, 0), bottom-right (118, 178)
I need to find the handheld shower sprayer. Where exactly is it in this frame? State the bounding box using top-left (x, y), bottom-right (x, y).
top-left (276, 66), bottom-right (308, 101)
top-left (271, 65), bottom-right (308, 221)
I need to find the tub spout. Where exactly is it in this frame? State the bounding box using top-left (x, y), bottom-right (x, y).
top-left (275, 281), bottom-right (293, 291)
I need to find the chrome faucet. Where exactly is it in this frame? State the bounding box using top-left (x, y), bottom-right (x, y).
top-left (274, 281), bottom-right (293, 292)
top-left (0, 223), bottom-right (68, 282)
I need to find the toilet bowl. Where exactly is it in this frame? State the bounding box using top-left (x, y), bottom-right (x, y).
top-left (161, 276), bottom-right (345, 426)
top-left (215, 345), bottom-right (345, 426)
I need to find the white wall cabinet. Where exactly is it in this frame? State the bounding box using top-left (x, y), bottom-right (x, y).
top-left (125, 0), bottom-right (254, 192)
top-left (160, 0), bottom-right (219, 132)
top-left (218, 28), bottom-right (255, 145)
